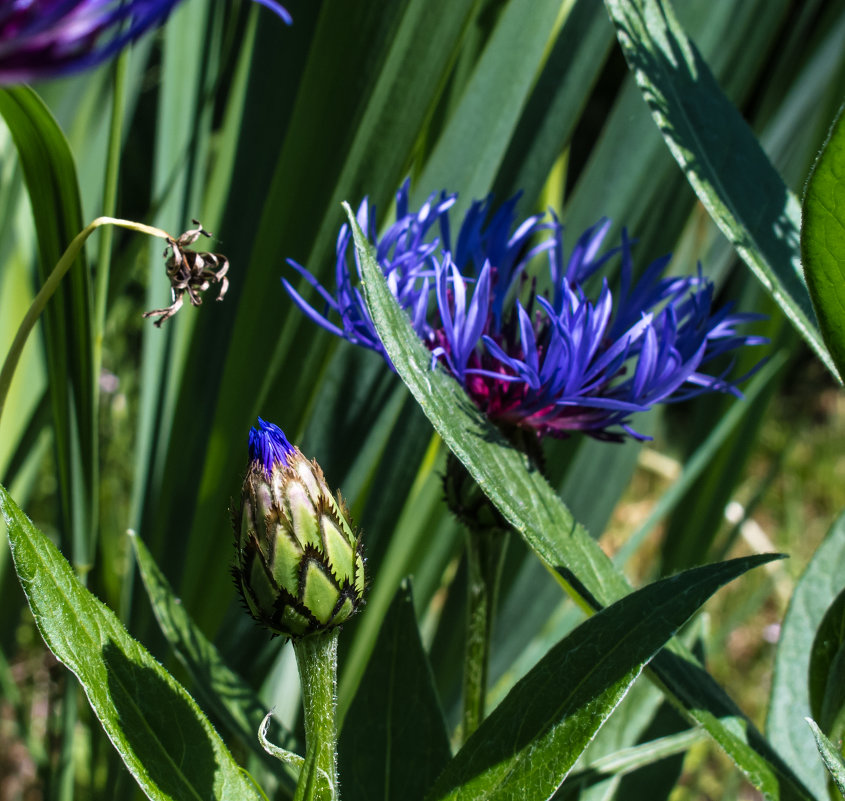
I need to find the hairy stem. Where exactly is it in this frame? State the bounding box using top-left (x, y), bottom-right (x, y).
top-left (293, 629), bottom-right (340, 801)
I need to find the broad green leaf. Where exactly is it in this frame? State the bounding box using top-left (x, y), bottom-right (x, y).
top-left (563, 0), bottom-right (785, 253)
top-left (806, 719), bottom-right (845, 797)
top-left (802, 103), bottom-right (845, 382)
top-left (769, 511), bottom-right (845, 799)
top-left (809, 587), bottom-right (845, 741)
top-left (603, 0), bottom-right (838, 382)
top-left (349, 205), bottom-right (815, 801)
top-left (0, 485), bottom-right (262, 801)
top-left (424, 556), bottom-right (775, 801)
top-left (130, 530), bottom-right (301, 794)
top-left (339, 580), bottom-right (451, 801)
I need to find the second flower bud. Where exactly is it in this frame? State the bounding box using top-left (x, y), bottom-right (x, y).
top-left (233, 419), bottom-right (365, 639)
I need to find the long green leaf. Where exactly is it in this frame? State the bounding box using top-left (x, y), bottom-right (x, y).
top-left (802, 102), bottom-right (845, 382)
top-left (0, 485), bottom-right (262, 801)
top-left (348, 204), bottom-right (816, 801)
top-left (768, 511), bottom-right (845, 800)
top-left (603, 0), bottom-right (838, 382)
top-left (491, 0), bottom-right (615, 209)
top-left (0, 83), bottom-right (96, 801)
top-left (130, 530), bottom-right (300, 794)
top-left (563, 728), bottom-right (704, 787)
top-left (339, 580), bottom-right (451, 801)
top-left (425, 556), bottom-right (775, 801)
top-left (414, 0), bottom-right (561, 209)
top-left (0, 86), bottom-right (95, 565)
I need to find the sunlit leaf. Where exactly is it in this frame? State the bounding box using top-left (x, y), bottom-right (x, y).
top-left (425, 556), bottom-right (775, 801)
top-left (603, 0), bottom-right (837, 381)
top-left (806, 719), bottom-right (845, 797)
top-left (0, 485), bottom-right (262, 801)
top-left (769, 511), bottom-right (845, 799)
top-left (131, 531), bottom-right (301, 794)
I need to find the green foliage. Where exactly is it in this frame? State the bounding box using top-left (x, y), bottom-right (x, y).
top-left (0, 484), bottom-right (262, 801)
top-left (802, 103), bottom-right (845, 383)
top-left (769, 512), bottom-right (845, 799)
top-left (0, 87), bottom-right (94, 568)
top-left (806, 719), bottom-right (845, 798)
top-left (351, 200), bottom-right (816, 801)
top-left (339, 581), bottom-right (451, 801)
top-left (603, 0), bottom-right (836, 382)
top-left (132, 530), bottom-right (301, 793)
top-left (424, 556), bottom-right (776, 801)
top-left (809, 587), bottom-right (845, 744)
top-left (1, 1), bottom-right (844, 799)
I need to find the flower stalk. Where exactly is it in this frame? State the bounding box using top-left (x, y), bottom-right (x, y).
top-left (293, 630), bottom-right (341, 801)
top-left (462, 527), bottom-right (509, 741)
top-left (234, 420), bottom-right (365, 797)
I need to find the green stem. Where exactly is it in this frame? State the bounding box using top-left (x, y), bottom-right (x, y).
top-left (293, 630), bottom-right (340, 801)
top-left (462, 527), bottom-right (509, 742)
top-left (0, 217), bottom-right (171, 427)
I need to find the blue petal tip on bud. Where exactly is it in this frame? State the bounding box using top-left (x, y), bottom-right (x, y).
top-left (248, 418), bottom-right (294, 472)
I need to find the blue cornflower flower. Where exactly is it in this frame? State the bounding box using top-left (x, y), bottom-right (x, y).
top-left (283, 182), bottom-right (766, 441)
top-left (0, 0), bottom-right (291, 84)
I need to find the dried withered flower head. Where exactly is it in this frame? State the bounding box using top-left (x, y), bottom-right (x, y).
top-left (143, 220), bottom-right (229, 327)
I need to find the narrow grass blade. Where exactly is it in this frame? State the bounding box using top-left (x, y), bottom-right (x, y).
top-left (491, 0), bottom-right (615, 209)
top-left (802, 102), bottom-right (845, 382)
top-left (340, 580), bottom-right (451, 801)
top-left (0, 86), bottom-right (95, 565)
top-left (414, 0), bottom-right (562, 208)
top-left (0, 485), bottom-right (262, 801)
top-left (172, 0), bottom-right (478, 626)
top-left (565, 728), bottom-right (704, 786)
top-left (603, 0), bottom-right (837, 381)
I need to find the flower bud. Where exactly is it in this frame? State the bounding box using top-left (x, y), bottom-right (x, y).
top-left (233, 419), bottom-right (365, 639)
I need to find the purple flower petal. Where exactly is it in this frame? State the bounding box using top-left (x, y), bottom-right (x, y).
top-left (0, 0), bottom-right (290, 83)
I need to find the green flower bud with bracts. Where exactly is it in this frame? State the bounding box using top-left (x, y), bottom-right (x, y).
top-left (233, 419), bottom-right (365, 639)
